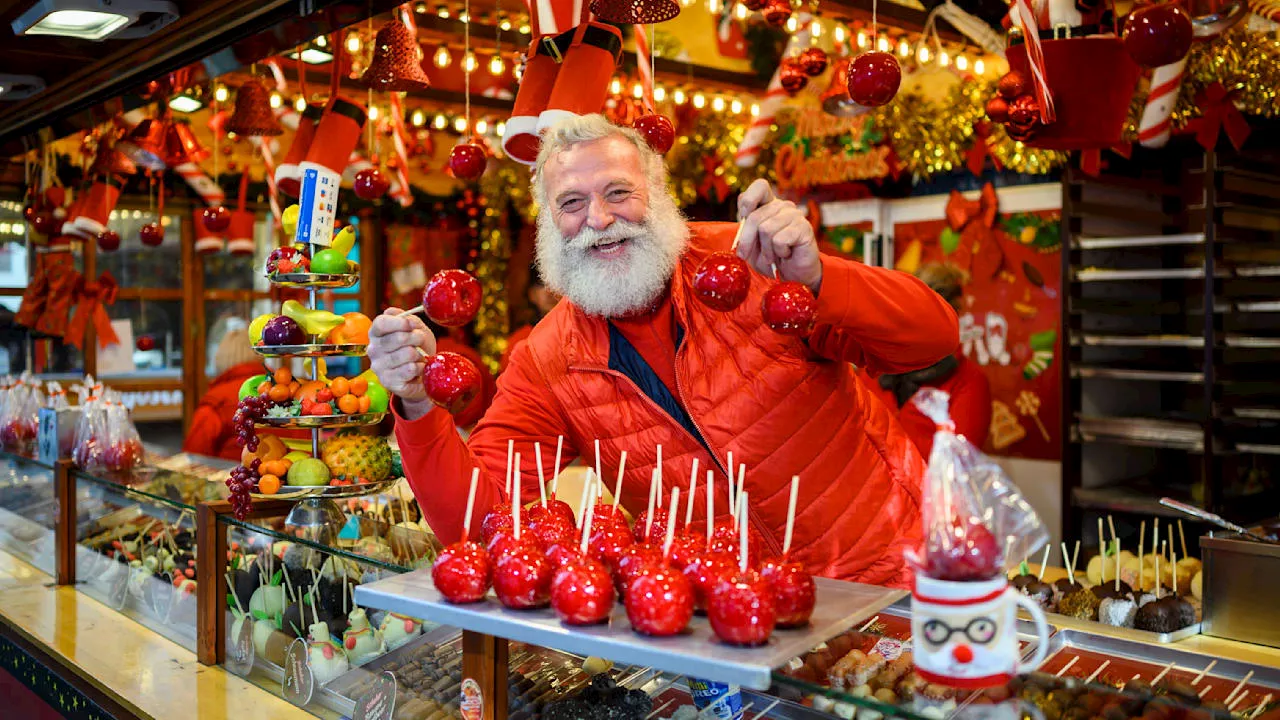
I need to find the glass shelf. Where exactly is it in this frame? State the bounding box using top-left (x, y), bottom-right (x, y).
top-left (72, 460), bottom-right (230, 512)
top-left (0, 452), bottom-right (59, 577)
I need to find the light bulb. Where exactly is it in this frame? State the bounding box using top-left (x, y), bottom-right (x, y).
top-left (785, 16), bottom-right (797, 32)
top-left (735, 3), bottom-right (747, 18)
top-left (654, 85), bottom-right (667, 103)
top-left (956, 54), bottom-right (968, 70)
top-left (897, 39), bottom-right (910, 58)
top-left (917, 46), bottom-right (930, 63)
top-left (458, 10), bottom-right (469, 22)
top-left (499, 18), bottom-right (512, 30)
top-left (707, 0), bottom-right (721, 12)
top-left (454, 116), bottom-right (467, 133)
top-left (368, 105), bottom-right (379, 120)
top-left (314, 34), bottom-right (327, 47)
top-left (518, 23), bottom-right (531, 34)
top-left (411, 109), bottom-right (426, 127)
top-left (436, 4), bottom-right (449, 17)
top-left (433, 114), bottom-right (448, 129)
top-left (834, 24), bottom-right (846, 43)
top-left (856, 31), bottom-right (867, 49)
top-left (346, 33), bottom-right (361, 53)
top-left (294, 96), bottom-right (306, 112)
top-left (711, 96), bottom-right (726, 112)
top-left (811, 19), bottom-right (822, 37)
top-left (214, 85), bottom-right (229, 103)
top-left (939, 50), bottom-right (950, 67)
top-left (463, 51), bottom-right (477, 72)
top-left (692, 92), bottom-right (706, 109)
top-left (610, 78), bottom-right (622, 95)
top-left (974, 58), bottom-right (985, 75)
top-left (673, 88), bottom-right (687, 105)
top-left (496, 120), bottom-right (506, 136)
top-left (750, 102), bottom-right (759, 116)
top-left (434, 45), bottom-right (452, 67)
top-left (475, 119), bottom-right (488, 134)
top-left (269, 92), bottom-right (282, 109)
top-left (730, 98), bottom-right (743, 114)
top-left (877, 36), bottom-right (889, 52)
top-left (489, 54), bottom-right (505, 75)
top-left (632, 82), bottom-right (644, 99)
top-left (414, 1), bottom-right (427, 11)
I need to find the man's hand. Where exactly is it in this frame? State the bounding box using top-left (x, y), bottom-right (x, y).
top-left (368, 308), bottom-right (436, 418)
top-left (736, 178), bottom-right (823, 295)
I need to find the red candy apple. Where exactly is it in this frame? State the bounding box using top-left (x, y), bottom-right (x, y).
top-left (667, 532), bottom-right (707, 571)
top-left (631, 508), bottom-right (669, 545)
top-left (615, 543), bottom-right (664, 595)
top-left (97, 229), bottom-right (121, 252)
top-left (530, 512), bottom-right (577, 552)
top-left (625, 566), bottom-right (694, 636)
top-left (925, 515), bottom-right (1002, 581)
top-left (545, 498), bottom-right (576, 525)
top-left (1124, 3), bottom-right (1193, 68)
top-left (202, 205), bottom-right (232, 232)
top-left (683, 551), bottom-right (739, 612)
top-left (353, 168), bottom-right (391, 200)
top-left (493, 541), bottom-right (553, 609)
top-left (139, 222), bottom-right (164, 247)
top-left (480, 504), bottom-right (514, 547)
top-left (761, 281), bottom-right (817, 336)
top-left (707, 568), bottom-right (777, 646)
top-left (551, 557), bottom-right (616, 625)
top-left (846, 52), bottom-right (902, 108)
top-left (432, 541), bottom-right (492, 603)
top-left (136, 335), bottom-right (156, 352)
top-left (449, 143), bottom-right (487, 180)
top-left (760, 559), bottom-right (816, 628)
top-left (545, 541), bottom-right (584, 570)
top-left (423, 351), bottom-right (482, 413)
top-left (633, 114), bottom-right (675, 154)
top-left (693, 252), bottom-right (752, 312)
top-left (588, 522), bottom-right (635, 574)
top-left (423, 269), bottom-right (482, 328)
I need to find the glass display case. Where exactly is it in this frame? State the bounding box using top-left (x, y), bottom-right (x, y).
top-left (0, 452), bottom-right (61, 576)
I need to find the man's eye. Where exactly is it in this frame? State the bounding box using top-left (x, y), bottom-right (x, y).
top-left (560, 199), bottom-right (585, 212)
top-left (608, 189), bottom-right (631, 201)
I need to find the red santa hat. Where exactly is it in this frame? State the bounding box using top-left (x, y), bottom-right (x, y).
top-left (227, 172), bottom-right (256, 255)
top-left (68, 181), bottom-right (120, 237)
top-left (276, 103), bottom-right (325, 197)
top-left (192, 207), bottom-right (225, 254)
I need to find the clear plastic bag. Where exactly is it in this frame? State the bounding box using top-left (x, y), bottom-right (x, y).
top-left (905, 388), bottom-right (1048, 581)
top-left (102, 396), bottom-right (144, 472)
top-left (0, 375), bottom-right (40, 454)
top-left (45, 381), bottom-right (71, 411)
top-left (72, 394), bottom-right (109, 470)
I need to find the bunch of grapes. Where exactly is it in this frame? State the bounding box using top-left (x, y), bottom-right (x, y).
top-left (226, 459), bottom-right (260, 519)
top-left (233, 395), bottom-right (268, 452)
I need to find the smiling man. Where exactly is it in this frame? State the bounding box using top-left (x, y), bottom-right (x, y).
top-left (368, 114), bottom-right (959, 587)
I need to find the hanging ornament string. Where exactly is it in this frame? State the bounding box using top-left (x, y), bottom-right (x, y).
top-left (464, 0), bottom-right (472, 134)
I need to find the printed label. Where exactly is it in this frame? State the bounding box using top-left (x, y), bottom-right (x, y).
top-left (283, 638), bottom-right (315, 706)
top-left (353, 671), bottom-right (397, 720)
top-left (460, 678), bottom-right (484, 720)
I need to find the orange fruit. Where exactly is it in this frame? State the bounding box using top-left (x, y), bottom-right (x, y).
top-left (256, 380), bottom-right (272, 395)
top-left (258, 474), bottom-right (281, 494)
top-left (337, 394), bottom-right (360, 414)
top-left (274, 367), bottom-right (293, 385)
top-left (358, 395), bottom-right (371, 413)
top-left (338, 313), bottom-right (373, 345)
top-left (294, 380), bottom-right (325, 402)
top-left (262, 460), bottom-right (289, 477)
top-left (289, 380), bottom-right (300, 394)
top-left (330, 377), bottom-right (350, 398)
top-left (268, 384), bottom-right (291, 403)
top-left (350, 377), bottom-right (369, 396)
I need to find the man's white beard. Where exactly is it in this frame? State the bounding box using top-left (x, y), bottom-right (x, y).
top-left (535, 186), bottom-right (689, 318)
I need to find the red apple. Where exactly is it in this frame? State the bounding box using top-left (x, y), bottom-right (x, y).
top-left (135, 335), bottom-right (156, 352)
top-left (846, 52), bottom-right (902, 108)
top-left (760, 559), bottom-right (816, 628)
top-left (202, 205), bottom-right (231, 232)
top-left (423, 269), bottom-right (482, 328)
top-left (432, 541), bottom-right (492, 603)
top-left (1124, 3), bottom-right (1193, 67)
top-left (693, 252), bottom-right (752, 312)
top-left (449, 143), bottom-right (487, 180)
top-left (480, 504), bottom-right (513, 547)
top-left (423, 351), bottom-right (482, 413)
top-left (493, 541), bottom-right (553, 609)
top-left (615, 543), bottom-right (664, 595)
top-left (139, 222), bottom-right (164, 247)
top-left (761, 281), bottom-right (817, 336)
top-left (633, 114), bottom-right (676, 154)
top-left (353, 168), bottom-right (391, 200)
top-left (707, 569), bottom-right (776, 646)
top-left (625, 566), bottom-right (694, 636)
top-left (551, 557), bottom-right (616, 625)
top-left (682, 551), bottom-right (739, 612)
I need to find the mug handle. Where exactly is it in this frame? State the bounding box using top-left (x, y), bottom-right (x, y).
top-left (1009, 588), bottom-right (1051, 674)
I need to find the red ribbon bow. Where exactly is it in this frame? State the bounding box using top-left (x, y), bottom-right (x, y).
top-left (66, 271), bottom-right (120, 351)
top-left (946, 183), bottom-right (1005, 280)
top-left (1189, 82), bottom-right (1251, 152)
top-left (965, 122), bottom-right (1003, 178)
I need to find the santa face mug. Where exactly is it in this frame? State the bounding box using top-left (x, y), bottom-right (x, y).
top-left (911, 574), bottom-right (1050, 688)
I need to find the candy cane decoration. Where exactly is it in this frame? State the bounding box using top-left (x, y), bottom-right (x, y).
top-left (249, 137), bottom-right (283, 222)
top-left (120, 109), bottom-right (225, 206)
top-left (1138, 58), bottom-right (1186, 148)
top-left (634, 24), bottom-right (654, 108)
top-left (1009, 0), bottom-right (1056, 124)
top-left (736, 13), bottom-right (813, 167)
top-left (386, 93), bottom-right (414, 201)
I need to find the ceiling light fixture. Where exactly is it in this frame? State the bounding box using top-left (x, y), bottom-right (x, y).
top-left (0, 74), bottom-right (47, 100)
top-left (288, 45), bottom-right (334, 64)
top-left (12, 0), bottom-right (178, 40)
top-left (168, 94), bottom-right (203, 113)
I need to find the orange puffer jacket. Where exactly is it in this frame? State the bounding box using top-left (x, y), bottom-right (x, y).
top-left (396, 222), bottom-right (959, 588)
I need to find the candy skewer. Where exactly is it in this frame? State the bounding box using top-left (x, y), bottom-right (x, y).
top-left (1056, 656), bottom-right (1080, 677)
top-left (1155, 543), bottom-right (1163, 599)
top-left (462, 468), bottom-right (479, 539)
top-left (1171, 549), bottom-right (1179, 595)
top-left (736, 464), bottom-right (746, 527)
top-left (783, 475), bottom-right (799, 559)
top-left (1072, 541), bottom-right (1080, 582)
top-left (644, 699), bottom-right (675, 720)
top-left (1138, 520), bottom-right (1146, 591)
top-left (1098, 518), bottom-right (1106, 581)
top-left (1038, 544), bottom-right (1051, 581)
top-left (1250, 693), bottom-right (1273, 719)
top-left (579, 489), bottom-right (595, 556)
top-left (1230, 691), bottom-right (1251, 712)
top-left (1179, 519), bottom-right (1189, 560)
top-left (535, 442), bottom-right (547, 508)
top-left (1062, 542), bottom-right (1075, 584)
top-left (225, 572), bottom-right (245, 614)
top-left (1199, 685), bottom-right (1213, 698)
top-left (551, 436), bottom-right (564, 498)
top-left (655, 444), bottom-right (663, 502)
top-left (1115, 537), bottom-right (1122, 592)
top-left (858, 615), bottom-right (880, 632)
top-left (576, 469), bottom-right (594, 528)
top-left (705, 470), bottom-right (714, 545)
top-left (1151, 661), bottom-right (1176, 685)
top-left (1108, 515), bottom-right (1119, 546)
top-left (1225, 671), bottom-right (1255, 706)
top-left (751, 699), bottom-right (782, 720)
top-left (738, 491), bottom-right (750, 574)
top-left (611, 450), bottom-right (629, 513)
top-left (1085, 660), bottom-right (1111, 684)
top-left (663, 488), bottom-right (680, 558)
top-left (1192, 659), bottom-right (1217, 685)
top-left (512, 453), bottom-right (522, 541)
top-left (685, 460), bottom-right (699, 528)
top-left (726, 451), bottom-right (735, 526)
top-left (644, 469), bottom-right (658, 543)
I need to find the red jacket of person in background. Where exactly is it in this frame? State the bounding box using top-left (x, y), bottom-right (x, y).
top-left (183, 361), bottom-right (263, 461)
top-left (861, 354), bottom-right (991, 460)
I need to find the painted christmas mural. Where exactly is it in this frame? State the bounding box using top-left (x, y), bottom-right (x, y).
top-left (893, 184), bottom-right (1062, 461)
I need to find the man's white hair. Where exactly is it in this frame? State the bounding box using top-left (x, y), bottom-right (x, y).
top-left (531, 114), bottom-right (668, 208)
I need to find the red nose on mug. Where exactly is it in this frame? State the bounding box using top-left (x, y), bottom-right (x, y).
top-left (952, 644), bottom-right (974, 664)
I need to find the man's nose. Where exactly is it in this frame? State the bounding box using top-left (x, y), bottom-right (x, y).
top-left (586, 194), bottom-right (614, 231)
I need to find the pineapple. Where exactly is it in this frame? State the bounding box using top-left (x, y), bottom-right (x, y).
top-left (320, 431), bottom-right (393, 483)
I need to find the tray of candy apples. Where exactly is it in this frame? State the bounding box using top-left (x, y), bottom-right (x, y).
top-left (229, 428), bottom-right (400, 511)
top-left (355, 445), bottom-right (904, 692)
top-left (1012, 517), bottom-right (1203, 642)
top-left (264, 210), bottom-right (361, 288)
top-left (250, 303), bottom-right (372, 359)
top-left (234, 366), bottom-right (389, 430)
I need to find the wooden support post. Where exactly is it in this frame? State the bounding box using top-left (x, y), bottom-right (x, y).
top-left (53, 460), bottom-right (75, 586)
top-left (462, 630), bottom-right (508, 720)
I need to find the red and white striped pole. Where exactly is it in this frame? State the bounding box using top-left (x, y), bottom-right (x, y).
top-left (736, 13), bottom-right (813, 167)
top-left (634, 24), bottom-right (655, 108)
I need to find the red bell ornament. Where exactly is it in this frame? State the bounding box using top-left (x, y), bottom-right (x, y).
top-left (226, 78), bottom-right (283, 137)
top-left (798, 47), bottom-right (828, 77)
top-left (361, 20), bottom-right (432, 92)
top-left (846, 52), bottom-right (901, 107)
top-left (632, 114), bottom-right (675, 154)
top-left (590, 0), bottom-right (680, 24)
top-left (1123, 3), bottom-right (1193, 67)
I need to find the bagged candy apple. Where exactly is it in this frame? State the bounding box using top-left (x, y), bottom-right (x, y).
top-left (72, 395), bottom-right (109, 470)
top-left (101, 397), bottom-right (144, 472)
top-left (0, 375), bottom-right (41, 454)
top-left (905, 388), bottom-right (1051, 689)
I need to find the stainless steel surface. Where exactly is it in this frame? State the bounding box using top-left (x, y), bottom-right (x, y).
top-left (1075, 233), bottom-right (1204, 250)
top-left (355, 572), bottom-right (906, 691)
top-left (1045, 614), bottom-right (1202, 644)
top-left (1202, 531), bottom-right (1280, 649)
top-left (255, 412), bottom-right (386, 429)
top-left (1072, 366), bottom-right (1205, 383)
top-left (1044, 627), bottom-right (1280, 688)
top-left (1159, 498), bottom-right (1276, 543)
top-left (268, 271), bottom-right (361, 288)
top-left (252, 343), bottom-right (369, 358)
top-left (250, 477), bottom-right (399, 501)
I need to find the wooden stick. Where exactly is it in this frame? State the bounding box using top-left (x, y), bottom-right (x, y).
top-left (1085, 659), bottom-right (1111, 684)
top-left (685, 459), bottom-right (699, 528)
top-left (1116, 536), bottom-right (1121, 592)
top-left (644, 699), bottom-right (675, 720)
top-left (726, 451), bottom-right (735, 522)
top-left (1152, 661), bottom-right (1176, 685)
top-left (579, 488), bottom-right (596, 556)
top-left (1171, 548), bottom-right (1178, 595)
top-left (1230, 691), bottom-right (1251, 712)
top-left (1156, 542), bottom-right (1163, 599)
top-left (1250, 693), bottom-right (1272, 719)
top-left (1062, 542), bottom-right (1075, 585)
top-left (663, 488), bottom-right (680, 558)
top-left (462, 468), bottom-right (479, 539)
top-left (751, 698), bottom-right (782, 720)
top-left (655, 444), bottom-right (663, 503)
top-left (1072, 541), bottom-right (1080, 582)
top-left (594, 440), bottom-right (602, 498)
top-left (612, 450), bottom-right (628, 513)
top-left (576, 469), bottom-right (594, 528)
top-left (783, 475), bottom-right (799, 558)
top-left (398, 485), bottom-right (411, 526)
top-left (1192, 659), bottom-right (1217, 685)
top-left (1199, 685), bottom-right (1213, 698)
top-left (705, 470), bottom-right (714, 544)
top-left (535, 442), bottom-right (547, 508)
top-left (1179, 520), bottom-right (1189, 560)
top-left (505, 439), bottom-right (514, 496)
top-left (308, 569), bottom-right (321, 628)
top-left (1154, 517), bottom-right (1160, 561)
top-left (1225, 671), bottom-right (1255, 705)
top-left (736, 464), bottom-right (747, 530)
top-left (1138, 520), bottom-right (1146, 591)
top-left (396, 305), bottom-right (424, 317)
top-left (512, 453), bottom-right (522, 541)
top-left (858, 615), bottom-right (880, 632)
top-left (1099, 518), bottom-right (1106, 579)
top-left (1038, 544), bottom-right (1051, 581)
top-left (644, 469), bottom-right (657, 543)
top-left (225, 572), bottom-right (245, 614)
top-left (281, 566), bottom-right (297, 603)
top-left (1056, 656), bottom-right (1080, 677)
top-left (738, 491), bottom-right (750, 574)
top-left (1108, 515), bottom-right (1118, 546)
top-left (552, 436), bottom-right (564, 498)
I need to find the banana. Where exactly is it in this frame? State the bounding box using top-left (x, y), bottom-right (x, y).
top-left (281, 300), bottom-right (346, 336)
top-left (282, 205), bottom-right (300, 238)
top-left (331, 225), bottom-right (357, 257)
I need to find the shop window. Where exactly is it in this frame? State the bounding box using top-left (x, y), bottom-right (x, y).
top-left (96, 212), bottom-right (183, 288)
top-left (99, 300), bottom-right (183, 378)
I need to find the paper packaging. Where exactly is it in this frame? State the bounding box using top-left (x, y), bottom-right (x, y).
top-left (37, 407), bottom-right (81, 460)
top-left (293, 97), bottom-right (366, 249)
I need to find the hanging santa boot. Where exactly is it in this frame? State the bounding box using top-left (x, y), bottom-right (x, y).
top-left (501, 39), bottom-right (561, 165)
top-left (534, 22), bottom-right (624, 134)
top-left (31, 253), bottom-right (80, 340)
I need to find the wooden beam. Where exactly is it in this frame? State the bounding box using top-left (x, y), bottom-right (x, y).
top-left (54, 460), bottom-right (75, 586)
top-left (462, 631), bottom-right (509, 720)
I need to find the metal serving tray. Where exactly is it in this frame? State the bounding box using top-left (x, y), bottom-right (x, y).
top-left (356, 570), bottom-right (905, 691)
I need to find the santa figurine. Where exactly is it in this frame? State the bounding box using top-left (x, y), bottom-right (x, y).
top-left (500, 0), bottom-right (624, 165)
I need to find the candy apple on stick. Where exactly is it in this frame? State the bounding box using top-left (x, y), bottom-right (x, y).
top-left (666, 461), bottom-right (705, 570)
top-left (760, 476), bottom-right (817, 627)
top-left (625, 488), bottom-right (693, 636)
top-left (708, 494), bottom-right (777, 645)
top-left (493, 455), bottom-right (553, 609)
top-left (547, 471), bottom-right (596, 570)
top-left (550, 487), bottom-right (616, 625)
top-left (433, 469), bottom-right (493, 603)
top-left (544, 436), bottom-right (575, 523)
top-left (684, 470), bottom-right (738, 612)
top-left (616, 469), bottom-right (664, 595)
top-left (481, 440), bottom-right (516, 547)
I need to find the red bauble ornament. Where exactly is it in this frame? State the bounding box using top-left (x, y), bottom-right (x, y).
top-left (997, 71), bottom-right (1028, 100)
top-left (202, 206), bottom-right (231, 232)
top-left (693, 252), bottom-right (752, 311)
top-left (798, 47), bottom-right (829, 77)
top-left (743, 0), bottom-right (769, 9)
top-left (760, 559), bottom-right (816, 628)
top-left (423, 351), bottom-right (482, 413)
top-left (32, 211), bottom-right (57, 236)
top-left (761, 281), bottom-right (817, 336)
top-left (846, 52), bottom-right (901, 108)
top-left (632, 114), bottom-right (676, 154)
top-left (432, 541), bottom-right (493, 603)
top-left (779, 60), bottom-right (809, 95)
top-left (135, 335), bottom-right (157, 352)
top-left (139, 222), bottom-right (164, 247)
top-left (97, 230), bottom-right (121, 252)
top-left (23, 205), bottom-right (37, 223)
top-left (449, 143), bottom-right (487, 180)
top-left (707, 569), bottom-right (777, 646)
top-left (985, 97), bottom-right (1010, 123)
top-left (1006, 95), bottom-right (1041, 126)
top-left (762, 0), bottom-right (791, 26)
top-left (493, 542), bottom-right (553, 609)
top-left (423, 269), bottom-right (483, 327)
top-left (353, 168), bottom-right (391, 200)
top-left (625, 566), bottom-right (694, 636)
top-left (551, 557), bottom-right (616, 625)
top-left (1124, 3), bottom-right (1193, 68)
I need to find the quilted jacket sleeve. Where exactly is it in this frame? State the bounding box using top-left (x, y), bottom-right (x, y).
top-left (395, 339), bottom-right (578, 545)
top-left (806, 254), bottom-right (960, 376)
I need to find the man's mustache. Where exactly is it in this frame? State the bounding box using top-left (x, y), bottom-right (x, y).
top-left (566, 219), bottom-right (649, 250)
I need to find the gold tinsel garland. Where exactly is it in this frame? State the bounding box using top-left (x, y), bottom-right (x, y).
top-left (1171, 25), bottom-right (1280, 130)
top-left (473, 160), bottom-right (534, 374)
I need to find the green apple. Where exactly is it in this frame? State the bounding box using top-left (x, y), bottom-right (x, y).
top-left (248, 314), bottom-right (278, 345)
top-left (364, 381), bottom-right (390, 413)
top-left (310, 248), bottom-right (348, 275)
top-left (287, 458), bottom-right (330, 487)
top-left (238, 374), bottom-right (270, 401)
